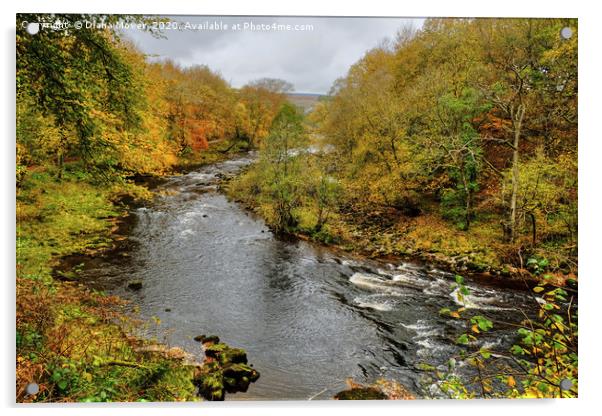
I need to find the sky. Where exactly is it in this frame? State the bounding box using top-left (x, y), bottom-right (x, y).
top-left (123, 16), bottom-right (425, 94)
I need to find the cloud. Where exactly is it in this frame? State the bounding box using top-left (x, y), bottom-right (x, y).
top-left (124, 16), bottom-right (424, 94)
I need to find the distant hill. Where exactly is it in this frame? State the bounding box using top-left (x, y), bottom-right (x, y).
top-left (286, 92), bottom-right (325, 113)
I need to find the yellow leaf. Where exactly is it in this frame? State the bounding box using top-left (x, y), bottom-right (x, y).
top-left (523, 389), bottom-right (540, 398)
top-left (471, 324), bottom-right (480, 333)
top-left (507, 376), bottom-right (516, 388)
top-left (450, 311), bottom-right (461, 318)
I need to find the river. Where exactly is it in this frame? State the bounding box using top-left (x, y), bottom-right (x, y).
top-left (78, 154), bottom-right (538, 400)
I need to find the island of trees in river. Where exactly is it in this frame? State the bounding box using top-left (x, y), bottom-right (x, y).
top-left (16, 15), bottom-right (577, 401)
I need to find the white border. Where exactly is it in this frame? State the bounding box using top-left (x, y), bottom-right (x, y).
top-left (3, 1), bottom-right (600, 416)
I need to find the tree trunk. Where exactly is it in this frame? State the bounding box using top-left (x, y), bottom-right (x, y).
top-left (462, 172), bottom-right (471, 231)
top-left (509, 104), bottom-right (525, 242)
top-left (56, 132), bottom-right (66, 180)
top-left (528, 211), bottom-right (537, 246)
top-left (465, 188), bottom-right (471, 231)
top-left (57, 152), bottom-right (64, 180)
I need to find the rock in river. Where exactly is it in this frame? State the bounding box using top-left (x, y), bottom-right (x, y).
top-left (334, 387), bottom-right (387, 400)
top-left (194, 341), bottom-right (259, 401)
top-left (193, 334), bottom-right (221, 344)
top-left (127, 280), bottom-right (143, 290)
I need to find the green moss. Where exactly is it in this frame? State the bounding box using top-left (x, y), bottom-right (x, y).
top-left (17, 170), bottom-right (121, 279)
top-left (204, 343), bottom-right (247, 366)
top-left (197, 372), bottom-right (225, 401)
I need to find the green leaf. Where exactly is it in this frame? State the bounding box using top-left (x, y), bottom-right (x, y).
top-left (57, 380), bottom-right (68, 390)
top-left (517, 328), bottom-right (530, 336)
top-left (510, 345), bottom-right (525, 355)
top-left (456, 333), bottom-right (470, 345)
top-left (479, 349), bottom-right (491, 359)
top-left (471, 315), bottom-right (493, 332)
top-left (551, 314), bottom-right (564, 323)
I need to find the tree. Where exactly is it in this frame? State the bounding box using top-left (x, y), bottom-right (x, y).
top-left (17, 14), bottom-right (154, 179)
top-left (248, 78), bottom-right (294, 94)
top-left (475, 19), bottom-right (573, 242)
top-left (305, 155), bottom-right (340, 232)
top-left (505, 147), bottom-right (577, 250)
top-left (312, 17), bottom-right (577, 271)
top-left (160, 61), bottom-right (237, 155)
top-left (434, 89), bottom-right (490, 230)
top-left (236, 79), bottom-right (294, 148)
top-left (243, 103), bottom-right (307, 231)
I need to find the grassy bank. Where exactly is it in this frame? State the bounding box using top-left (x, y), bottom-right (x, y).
top-left (15, 145), bottom-right (246, 402)
top-left (16, 165), bottom-right (201, 402)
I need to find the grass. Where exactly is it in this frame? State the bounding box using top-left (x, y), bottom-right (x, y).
top-left (17, 169), bottom-right (121, 279)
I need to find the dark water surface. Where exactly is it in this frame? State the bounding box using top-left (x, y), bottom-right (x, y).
top-left (81, 155), bottom-right (537, 400)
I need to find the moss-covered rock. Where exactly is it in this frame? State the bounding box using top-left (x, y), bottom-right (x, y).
top-left (194, 341), bottom-right (259, 400)
top-left (222, 363), bottom-right (260, 392)
top-left (203, 335), bottom-right (220, 344)
top-left (204, 343), bottom-right (247, 365)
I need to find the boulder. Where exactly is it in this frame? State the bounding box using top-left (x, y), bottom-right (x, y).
top-left (194, 340), bottom-right (259, 400)
top-left (222, 363), bottom-right (260, 392)
top-left (194, 334), bottom-right (220, 344)
top-left (203, 335), bottom-right (220, 344)
top-left (127, 280), bottom-right (143, 290)
top-left (334, 387), bottom-right (387, 400)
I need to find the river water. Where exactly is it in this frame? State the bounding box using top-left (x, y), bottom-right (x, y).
top-left (80, 155), bottom-right (537, 400)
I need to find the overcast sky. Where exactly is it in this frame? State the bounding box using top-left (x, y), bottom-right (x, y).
top-left (123, 16), bottom-right (424, 94)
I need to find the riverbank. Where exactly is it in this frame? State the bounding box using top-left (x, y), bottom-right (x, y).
top-left (225, 166), bottom-right (576, 290)
top-left (15, 146), bottom-right (249, 402)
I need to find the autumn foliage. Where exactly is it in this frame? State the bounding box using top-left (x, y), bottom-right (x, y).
top-left (315, 18), bottom-right (577, 275)
top-left (16, 14), bottom-right (290, 182)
